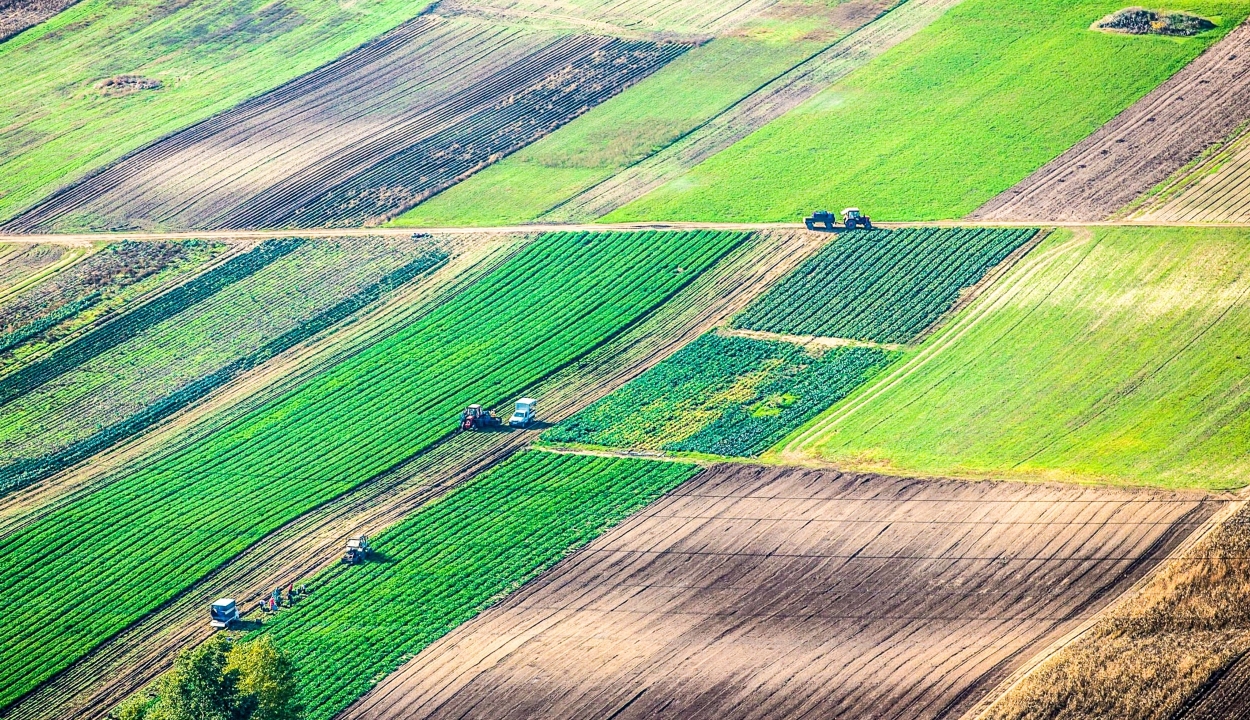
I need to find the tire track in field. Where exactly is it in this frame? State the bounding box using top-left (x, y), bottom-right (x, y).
top-left (338, 465), bottom-right (1216, 720)
top-left (540, 0), bottom-right (966, 222)
top-left (0, 231), bottom-right (821, 720)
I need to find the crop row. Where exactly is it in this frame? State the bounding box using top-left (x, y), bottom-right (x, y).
top-left (253, 450), bottom-right (699, 719)
top-left (0, 248), bottom-right (448, 494)
top-left (545, 332), bottom-right (898, 456)
top-left (0, 237), bottom-right (440, 488)
top-left (0, 238), bottom-right (304, 406)
top-left (0, 241), bottom-right (208, 365)
top-left (0, 229), bottom-right (747, 709)
top-left (732, 227), bottom-right (1037, 343)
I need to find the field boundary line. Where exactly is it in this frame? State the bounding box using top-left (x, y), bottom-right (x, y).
top-left (714, 326), bottom-right (907, 351)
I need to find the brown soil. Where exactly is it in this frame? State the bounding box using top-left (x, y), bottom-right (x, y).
top-left (339, 464), bottom-right (1217, 720)
top-left (0, 230), bottom-right (823, 720)
top-left (972, 19), bottom-right (1250, 222)
top-left (0, 0), bottom-right (78, 43)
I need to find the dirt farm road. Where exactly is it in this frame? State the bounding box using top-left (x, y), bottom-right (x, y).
top-left (2, 219), bottom-right (1249, 247)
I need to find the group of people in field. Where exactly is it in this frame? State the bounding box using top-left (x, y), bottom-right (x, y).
top-left (260, 582), bottom-right (308, 614)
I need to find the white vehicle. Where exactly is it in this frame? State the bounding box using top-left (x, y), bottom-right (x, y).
top-left (209, 598), bottom-right (240, 629)
top-left (509, 398), bottom-right (537, 428)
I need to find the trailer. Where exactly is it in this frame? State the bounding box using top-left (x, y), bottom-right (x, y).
top-left (209, 598), bottom-right (240, 629)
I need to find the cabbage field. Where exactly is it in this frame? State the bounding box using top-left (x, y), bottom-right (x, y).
top-left (0, 229), bottom-right (746, 709)
top-left (544, 332), bottom-right (897, 456)
top-left (254, 449), bottom-right (699, 720)
top-left (733, 227), bottom-right (1036, 343)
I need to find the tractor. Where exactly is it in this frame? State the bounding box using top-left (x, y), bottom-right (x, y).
top-left (344, 535), bottom-right (371, 565)
top-left (209, 598), bottom-right (240, 629)
top-left (841, 207), bottom-right (873, 230)
top-left (460, 404), bottom-right (501, 431)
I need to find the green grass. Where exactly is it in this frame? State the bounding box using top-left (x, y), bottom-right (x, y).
top-left (390, 36), bottom-right (824, 227)
top-left (544, 332), bottom-right (898, 456)
top-left (606, 0), bottom-right (1250, 222)
top-left (0, 0), bottom-right (435, 222)
top-left (781, 226), bottom-right (1250, 491)
top-left (256, 450), bottom-right (699, 720)
top-left (0, 229), bottom-right (746, 709)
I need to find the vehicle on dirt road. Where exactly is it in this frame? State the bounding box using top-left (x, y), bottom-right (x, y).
top-left (461, 404), bottom-right (501, 431)
top-left (804, 208), bottom-right (873, 231)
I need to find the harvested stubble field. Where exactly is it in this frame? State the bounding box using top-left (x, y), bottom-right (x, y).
top-left (974, 18), bottom-right (1250, 222)
top-left (5, 15), bottom-right (685, 232)
top-left (978, 502), bottom-right (1250, 720)
top-left (338, 463), bottom-right (1217, 720)
top-left (0, 229), bottom-right (822, 720)
top-left (0, 244), bottom-right (82, 300)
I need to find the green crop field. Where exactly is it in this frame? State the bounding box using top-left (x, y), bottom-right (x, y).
top-left (545, 332), bottom-right (897, 457)
top-left (391, 37), bottom-right (827, 227)
top-left (0, 237), bottom-right (447, 494)
top-left (733, 227), bottom-right (1036, 343)
top-left (607, 0), bottom-right (1250, 222)
top-left (0, 229), bottom-right (745, 709)
top-left (254, 450), bottom-right (699, 720)
top-left (0, 0), bottom-right (435, 222)
top-left (781, 226), bottom-right (1250, 490)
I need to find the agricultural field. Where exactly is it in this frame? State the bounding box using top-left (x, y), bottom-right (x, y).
top-left (1132, 124), bottom-right (1250, 223)
top-left (0, 229), bottom-right (747, 709)
top-left (0, 0), bottom-right (443, 224)
top-left (0, 240), bottom-right (219, 371)
top-left (782, 226), bottom-right (1250, 491)
top-left (607, 0), bottom-right (1250, 222)
top-left (979, 502), bottom-right (1250, 720)
top-left (1, 229), bottom-right (816, 720)
top-left (247, 450), bottom-right (700, 720)
top-left (0, 0), bottom-right (77, 42)
top-left (339, 464), bottom-right (1216, 720)
top-left (733, 227), bottom-right (1036, 343)
top-left (976, 20), bottom-right (1250, 222)
top-left (6, 16), bottom-right (686, 232)
top-left (0, 244), bottom-right (86, 301)
top-left (0, 236), bottom-right (447, 495)
top-left (544, 332), bottom-right (897, 456)
top-left (394, 0), bottom-right (927, 227)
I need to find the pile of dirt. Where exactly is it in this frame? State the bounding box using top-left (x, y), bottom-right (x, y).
top-left (1095, 7), bottom-right (1215, 36)
top-left (95, 75), bottom-right (162, 95)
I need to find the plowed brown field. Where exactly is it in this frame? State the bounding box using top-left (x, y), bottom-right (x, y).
top-left (4, 15), bottom-right (683, 232)
top-left (339, 464), bottom-right (1216, 720)
top-left (973, 19), bottom-right (1250, 222)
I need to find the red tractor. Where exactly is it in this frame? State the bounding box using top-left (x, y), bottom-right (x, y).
top-left (460, 404), bottom-right (501, 431)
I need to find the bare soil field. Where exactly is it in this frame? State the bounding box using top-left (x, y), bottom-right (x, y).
top-left (435, 0), bottom-right (780, 39)
top-left (542, 0), bottom-right (963, 222)
top-left (339, 464), bottom-right (1217, 720)
top-left (1179, 652), bottom-right (1250, 719)
top-left (973, 19), bottom-right (1250, 222)
top-left (1131, 122), bottom-right (1250, 223)
top-left (3, 15), bottom-right (684, 232)
top-left (0, 0), bottom-right (77, 42)
top-left (0, 230), bottom-right (823, 720)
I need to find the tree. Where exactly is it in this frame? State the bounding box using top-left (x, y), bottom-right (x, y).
top-left (226, 637), bottom-right (301, 720)
top-left (113, 636), bottom-right (300, 720)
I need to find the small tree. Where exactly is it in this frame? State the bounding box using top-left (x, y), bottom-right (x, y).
top-left (113, 636), bottom-right (300, 720)
top-left (226, 637), bottom-right (301, 720)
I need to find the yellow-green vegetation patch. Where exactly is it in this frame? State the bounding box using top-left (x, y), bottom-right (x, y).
top-left (780, 226), bottom-right (1250, 491)
top-left (608, 0), bottom-right (1250, 222)
top-left (0, 0), bottom-right (435, 222)
top-left (544, 332), bottom-right (898, 457)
